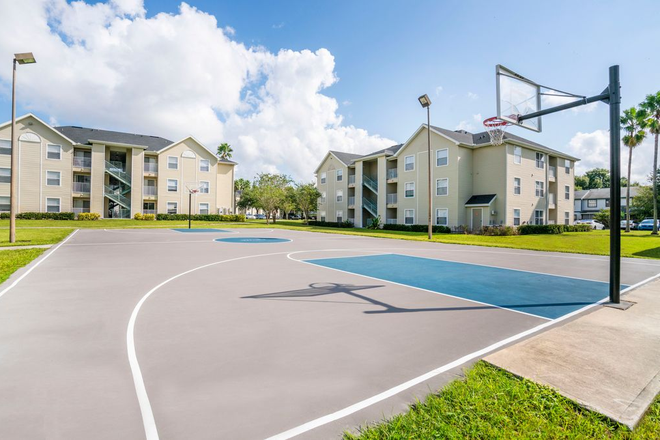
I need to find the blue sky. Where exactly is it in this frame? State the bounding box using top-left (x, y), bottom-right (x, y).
top-left (1, 0), bottom-right (659, 180)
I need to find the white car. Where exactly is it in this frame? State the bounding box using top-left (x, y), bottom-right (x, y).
top-left (576, 219), bottom-right (605, 230)
top-left (245, 213), bottom-right (256, 219)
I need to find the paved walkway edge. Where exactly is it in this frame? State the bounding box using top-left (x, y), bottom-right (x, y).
top-left (0, 244), bottom-right (52, 251)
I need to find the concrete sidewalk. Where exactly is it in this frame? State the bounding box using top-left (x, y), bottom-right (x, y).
top-left (0, 244), bottom-right (52, 251)
top-left (485, 278), bottom-right (660, 429)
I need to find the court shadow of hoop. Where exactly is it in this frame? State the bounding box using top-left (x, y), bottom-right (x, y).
top-left (242, 283), bottom-right (385, 305)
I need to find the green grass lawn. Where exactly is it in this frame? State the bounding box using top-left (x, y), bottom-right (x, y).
top-left (345, 361), bottom-right (660, 439)
top-left (0, 248), bottom-right (46, 284)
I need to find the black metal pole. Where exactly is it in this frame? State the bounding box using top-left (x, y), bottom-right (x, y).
top-left (609, 65), bottom-right (621, 304)
top-left (427, 106), bottom-right (432, 240)
top-left (188, 192), bottom-right (192, 229)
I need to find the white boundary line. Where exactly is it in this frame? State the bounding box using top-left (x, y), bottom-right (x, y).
top-left (265, 268), bottom-right (660, 440)
top-left (213, 237), bottom-right (293, 244)
top-left (66, 240), bottom-right (214, 247)
top-left (0, 229), bottom-right (79, 301)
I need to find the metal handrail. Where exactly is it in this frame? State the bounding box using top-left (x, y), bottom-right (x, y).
top-left (73, 157), bottom-right (91, 168)
top-left (73, 182), bottom-right (90, 193)
top-left (105, 160), bottom-right (131, 184)
top-left (104, 184), bottom-right (131, 208)
top-left (348, 196), bottom-right (355, 206)
top-left (363, 197), bottom-right (377, 215)
top-left (144, 186), bottom-right (157, 196)
top-left (348, 175), bottom-right (356, 184)
top-left (144, 163), bottom-right (158, 173)
top-left (363, 175), bottom-right (378, 193)
top-left (387, 193), bottom-right (397, 204)
top-left (387, 169), bottom-right (397, 179)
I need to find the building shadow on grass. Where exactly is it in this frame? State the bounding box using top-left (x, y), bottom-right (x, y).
top-left (242, 282), bottom-right (595, 316)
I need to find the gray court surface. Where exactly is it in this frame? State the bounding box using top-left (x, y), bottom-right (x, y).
top-left (0, 228), bottom-right (658, 440)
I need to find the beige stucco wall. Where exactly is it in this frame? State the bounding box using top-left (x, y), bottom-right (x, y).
top-left (315, 154), bottom-right (349, 222)
top-left (216, 163), bottom-right (234, 214)
top-left (505, 143), bottom-right (551, 225)
top-left (554, 157), bottom-right (574, 224)
top-left (471, 144), bottom-right (506, 226)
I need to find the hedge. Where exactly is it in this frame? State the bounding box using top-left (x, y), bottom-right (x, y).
top-left (77, 212), bottom-right (101, 221)
top-left (308, 220), bottom-right (354, 228)
top-left (382, 223), bottom-right (452, 233)
top-left (518, 224), bottom-right (592, 235)
top-left (155, 214), bottom-right (246, 222)
top-left (0, 212), bottom-right (75, 220)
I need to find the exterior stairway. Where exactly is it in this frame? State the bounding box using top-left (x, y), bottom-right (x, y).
top-left (104, 160), bottom-right (131, 217)
top-left (363, 174), bottom-right (378, 194)
top-left (362, 196), bottom-right (377, 217)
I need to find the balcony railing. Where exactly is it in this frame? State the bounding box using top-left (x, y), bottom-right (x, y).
top-left (549, 166), bottom-right (556, 178)
top-left (144, 162), bottom-right (158, 173)
top-left (144, 186), bottom-right (157, 196)
top-left (143, 209), bottom-right (156, 215)
top-left (348, 175), bottom-right (356, 185)
top-left (319, 197), bottom-right (326, 204)
top-left (386, 218), bottom-right (397, 225)
top-left (348, 196), bottom-right (355, 206)
top-left (549, 193), bottom-right (556, 206)
top-left (73, 182), bottom-right (90, 193)
top-left (72, 207), bottom-right (90, 215)
top-left (73, 157), bottom-right (91, 169)
top-left (387, 168), bottom-right (398, 180)
top-left (387, 193), bottom-right (397, 205)
top-left (363, 174), bottom-right (378, 193)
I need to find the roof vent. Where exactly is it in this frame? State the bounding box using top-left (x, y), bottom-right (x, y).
top-left (71, 126), bottom-right (84, 129)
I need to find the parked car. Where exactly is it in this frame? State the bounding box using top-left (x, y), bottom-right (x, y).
top-left (245, 213), bottom-right (256, 220)
top-left (287, 213), bottom-right (301, 220)
top-left (620, 219), bottom-right (637, 230)
top-left (637, 218), bottom-right (660, 231)
top-left (255, 214), bottom-right (266, 220)
top-left (575, 219), bottom-right (605, 230)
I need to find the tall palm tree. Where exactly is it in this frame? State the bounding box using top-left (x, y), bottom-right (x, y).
top-left (640, 92), bottom-right (660, 234)
top-left (621, 107), bottom-right (647, 232)
top-left (217, 143), bottom-right (233, 160)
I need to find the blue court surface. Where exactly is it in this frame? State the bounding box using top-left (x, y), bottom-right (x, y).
top-left (215, 237), bottom-right (291, 243)
top-left (172, 228), bottom-right (229, 233)
top-left (306, 254), bottom-right (627, 320)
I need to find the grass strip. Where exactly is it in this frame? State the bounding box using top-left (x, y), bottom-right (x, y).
top-left (0, 248), bottom-right (46, 284)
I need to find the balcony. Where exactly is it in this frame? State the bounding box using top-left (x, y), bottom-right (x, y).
top-left (144, 186), bottom-right (157, 198)
top-left (73, 157), bottom-right (91, 171)
top-left (386, 168), bottom-right (398, 182)
top-left (143, 209), bottom-right (156, 215)
top-left (386, 218), bottom-right (397, 225)
top-left (348, 175), bottom-right (356, 187)
top-left (72, 207), bottom-right (90, 216)
top-left (319, 197), bottom-right (326, 204)
top-left (72, 182), bottom-right (90, 194)
top-left (387, 193), bottom-right (397, 207)
top-left (548, 193), bottom-right (556, 209)
top-left (348, 196), bottom-right (355, 208)
top-left (144, 162), bottom-right (158, 175)
top-left (549, 165), bottom-right (556, 181)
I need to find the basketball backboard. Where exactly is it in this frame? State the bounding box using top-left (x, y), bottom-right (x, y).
top-left (496, 65), bottom-right (542, 132)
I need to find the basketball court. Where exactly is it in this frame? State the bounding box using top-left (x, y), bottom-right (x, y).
top-left (0, 227), bottom-right (658, 439)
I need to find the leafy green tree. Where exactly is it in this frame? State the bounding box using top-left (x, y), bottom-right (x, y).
top-left (295, 183), bottom-right (321, 224)
top-left (216, 143), bottom-right (233, 160)
top-left (594, 209), bottom-right (611, 229)
top-left (574, 175), bottom-right (589, 191)
top-left (621, 107), bottom-right (647, 231)
top-left (640, 91), bottom-right (660, 234)
top-left (234, 178), bottom-right (251, 213)
top-left (252, 173), bottom-right (290, 224)
top-left (280, 186), bottom-right (298, 220)
top-left (630, 186), bottom-right (656, 221)
top-left (237, 185), bottom-right (258, 213)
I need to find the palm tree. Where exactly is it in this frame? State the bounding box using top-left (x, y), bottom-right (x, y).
top-left (640, 92), bottom-right (660, 234)
top-left (217, 143), bottom-right (233, 160)
top-left (621, 107), bottom-right (647, 232)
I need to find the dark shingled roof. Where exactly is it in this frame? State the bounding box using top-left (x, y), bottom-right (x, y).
top-left (361, 144), bottom-right (404, 158)
top-left (54, 126), bottom-right (174, 152)
top-left (330, 150), bottom-right (367, 166)
top-left (465, 194), bottom-right (497, 206)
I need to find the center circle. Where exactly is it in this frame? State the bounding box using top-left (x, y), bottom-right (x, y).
top-left (214, 237), bottom-right (291, 244)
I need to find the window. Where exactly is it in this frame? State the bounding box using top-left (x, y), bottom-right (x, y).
top-left (336, 169), bottom-right (343, 181)
top-left (167, 202), bottom-right (178, 214)
top-left (605, 199), bottom-right (610, 208)
top-left (436, 149), bottom-right (448, 167)
top-left (405, 182), bottom-right (415, 198)
top-left (336, 189), bottom-right (343, 202)
top-left (47, 144), bottom-right (61, 160)
top-left (199, 203), bottom-right (210, 215)
top-left (336, 210), bottom-right (343, 223)
top-left (143, 202), bottom-right (155, 212)
top-left (404, 155), bottom-right (415, 171)
top-left (167, 156), bottom-right (178, 170)
top-left (320, 211), bottom-right (326, 222)
top-left (535, 181), bottom-right (544, 197)
top-left (0, 168), bottom-right (9, 184)
top-left (436, 208), bottom-right (448, 226)
top-left (565, 159), bottom-right (571, 174)
top-left (320, 172), bottom-right (326, 184)
top-left (436, 178), bottom-right (448, 196)
top-left (200, 159), bottom-right (210, 172)
top-left (587, 199), bottom-right (597, 208)
top-left (513, 208), bottom-right (521, 226)
top-left (46, 171), bottom-right (61, 186)
top-left (535, 152), bottom-right (545, 169)
top-left (513, 177), bottom-right (521, 195)
top-left (564, 185), bottom-right (570, 200)
top-left (565, 211), bottom-right (570, 226)
top-left (534, 210), bottom-right (544, 225)
top-left (404, 209), bottom-right (414, 225)
top-left (0, 139), bottom-right (10, 155)
top-left (320, 191), bottom-right (326, 203)
top-left (199, 181), bottom-right (210, 194)
top-left (167, 179), bottom-right (178, 192)
top-left (46, 198), bottom-right (60, 213)
top-left (0, 196), bottom-right (8, 212)
top-left (514, 146), bottom-right (521, 164)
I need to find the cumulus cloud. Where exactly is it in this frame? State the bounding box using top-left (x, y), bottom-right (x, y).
top-left (435, 86), bottom-right (443, 95)
top-left (0, 0), bottom-right (393, 181)
top-left (454, 114), bottom-right (483, 132)
top-left (541, 93), bottom-right (598, 114)
top-left (467, 92), bottom-right (478, 100)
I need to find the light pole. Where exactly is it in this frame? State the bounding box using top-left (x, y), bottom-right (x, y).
top-left (10, 53), bottom-right (36, 243)
top-left (418, 94), bottom-right (432, 240)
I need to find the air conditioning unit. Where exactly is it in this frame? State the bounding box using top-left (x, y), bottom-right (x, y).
top-left (491, 210), bottom-right (497, 215)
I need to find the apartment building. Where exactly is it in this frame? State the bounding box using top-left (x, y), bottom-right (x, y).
top-left (315, 124), bottom-right (579, 229)
top-left (0, 114), bottom-right (236, 218)
top-left (574, 187), bottom-right (640, 220)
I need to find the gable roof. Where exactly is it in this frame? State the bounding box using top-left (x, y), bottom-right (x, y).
top-left (330, 150), bottom-right (364, 166)
top-left (465, 194), bottom-right (497, 206)
top-left (54, 126), bottom-right (173, 152)
top-left (0, 113), bottom-right (77, 145)
top-left (577, 187), bottom-right (641, 200)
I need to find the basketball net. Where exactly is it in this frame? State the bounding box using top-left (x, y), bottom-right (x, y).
top-left (483, 116), bottom-right (511, 146)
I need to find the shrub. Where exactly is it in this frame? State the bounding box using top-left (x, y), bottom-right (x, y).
top-left (133, 213), bottom-right (143, 220)
top-left (155, 214), bottom-right (245, 222)
top-left (340, 220), bottom-right (354, 228)
top-left (142, 214), bottom-right (155, 221)
top-left (481, 225), bottom-right (517, 236)
top-left (517, 224), bottom-right (592, 235)
top-left (308, 220), bottom-right (340, 228)
top-left (0, 212), bottom-right (75, 220)
top-left (367, 215), bottom-right (381, 230)
top-left (77, 212), bottom-right (101, 221)
top-left (381, 224), bottom-right (451, 234)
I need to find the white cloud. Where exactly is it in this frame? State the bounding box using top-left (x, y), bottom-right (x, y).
top-left (223, 26), bottom-right (236, 36)
top-left (342, 100), bottom-right (351, 106)
top-left (272, 22), bottom-right (285, 29)
top-left (564, 130), bottom-right (656, 184)
top-left (467, 92), bottom-right (478, 100)
top-left (435, 86), bottom-right (443, 95)
top-left (541, 93), bottom-right (598, 114)
top-left (454, 114), bottom-right (483, 132)
top-left (0, 0), bottom-right (394, 181)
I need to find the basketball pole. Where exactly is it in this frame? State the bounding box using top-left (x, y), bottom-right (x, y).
top-left (188, 191), bottom-right (192, 230)
top-left (517, 65), bottom-right (621, 304)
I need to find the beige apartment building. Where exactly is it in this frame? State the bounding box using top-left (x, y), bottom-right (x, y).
top-left (0, 114), bottom-right (236, 218)
top-left (315, 124), bottom-right (578, 229)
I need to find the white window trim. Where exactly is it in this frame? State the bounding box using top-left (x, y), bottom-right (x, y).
top-left (404, 209), bottom-right (415, 225)
top-left (167, 178), bottom-right (179, 192)
top-left (534, 209), bottom-right (544, 225)
top-left (199, 180), bottom-right (210, 194)
top-left (535, 180), bottom-right (544, 198)
top-left (564, 185), bottom-right (570, 200)
top-left (46, 170), bottom-right (61, 187)
top-left (199, 159), bottom-right (210, 172)
top-left (336, 210), bottom-right (343, 221)
top-left (167, 201), bottom-right (178, 214)
top-left (513, 176), bottom-right (521, 195)
top-left (404, 155), bottom-right (415, 172)
top-left (167, 155), bottom-right (179, 170)
top-left (46, 197), bottom-right (61, 213)
top-left (0, 195), bottom-right (9, 212)
top-left (320, 172), bottom-right (327, 184)
top-left (435, 178), bottom-right (448, 196)
top-left (435, 208), bottom-right (448, 226)
top-left (404, 181), bottom-right (415, 198)
top-left (336, 189), bottom-right (343, 202)
top-left (513, 146), bottom-right (522, 165)
top-left (199, 202), bottom-right (210, 214)
top-left (513, 208), bottom-right (521, 226)
top-left (436, 148), bottom-right (448, 167)
top-left (336, 169), bottom-right (343, 181)
top-left (46, 144), bottom-right (62, 160)
top-left (535, 152), bottom-right (545, 169)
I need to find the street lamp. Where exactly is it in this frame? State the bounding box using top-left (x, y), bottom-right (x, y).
top-left (10, 52), bottom-right (37, 243)
top-left (418, 94), bottom-right (432, 240)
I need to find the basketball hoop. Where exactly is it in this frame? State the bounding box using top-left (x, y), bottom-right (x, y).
top-left (483, 116), bottom-right (511, 146)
